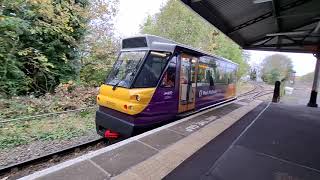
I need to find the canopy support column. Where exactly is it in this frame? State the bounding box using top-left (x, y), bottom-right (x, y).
top-left (307, 52), bottom-right (320, 107)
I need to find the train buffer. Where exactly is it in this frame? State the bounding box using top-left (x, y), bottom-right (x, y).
top-left (18, 99), bottom-right (320, 180)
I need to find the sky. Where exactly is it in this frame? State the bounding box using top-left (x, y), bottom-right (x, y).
top-left (248, 50), bottom-right (316, 76)
top-left (114, 0), bottom-right (316, 76)
top-left (114, 0), bottom-right (168, 38)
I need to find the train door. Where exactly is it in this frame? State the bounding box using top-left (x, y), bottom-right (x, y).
top-left (178, 53), bottom-right (198, 113)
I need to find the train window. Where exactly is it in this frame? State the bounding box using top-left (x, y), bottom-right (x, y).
top-left (133, 51), bottom-right (171, 88)
top-left (161, 57), bottom-right (176, 88)
top-left (215, 60), bottom-right (228, 84)
top-left (197, 63), bottom-right (215, 87)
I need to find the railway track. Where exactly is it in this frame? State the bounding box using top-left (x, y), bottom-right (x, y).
top-left (0, 138), bottom-right (106, 179)
top-left (238, 83), bottom-right (273, 100)
top-left (0, 82), bottom-right (274, 179)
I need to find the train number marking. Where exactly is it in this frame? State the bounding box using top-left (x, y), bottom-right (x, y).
top-left (163, 91), bottom-right (173, 96)
top-left (185, 116), bottom-right (217, 132)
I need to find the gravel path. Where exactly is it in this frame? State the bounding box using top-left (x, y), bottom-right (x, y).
top-left (0, 130), bottom-right (100, 169)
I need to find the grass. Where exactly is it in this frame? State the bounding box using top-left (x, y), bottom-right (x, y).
top-left (0, 109), bottom-right (96, 149)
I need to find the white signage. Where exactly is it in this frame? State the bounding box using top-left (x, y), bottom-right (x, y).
top-left (199, 89), bottom-right (217, 97)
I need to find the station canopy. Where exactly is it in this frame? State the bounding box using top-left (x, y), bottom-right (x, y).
top-left (181, 0), bottom-right (320, 53)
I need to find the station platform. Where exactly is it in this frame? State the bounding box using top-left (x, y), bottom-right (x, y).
top-left (19, 100), bottom-right (320, 180)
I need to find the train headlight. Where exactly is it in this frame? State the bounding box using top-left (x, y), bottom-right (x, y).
top-left (136, 95), bottom-right (141, 101)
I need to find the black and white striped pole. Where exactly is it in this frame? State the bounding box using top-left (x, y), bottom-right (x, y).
top-left (307, 52), bottom-right (320, 107)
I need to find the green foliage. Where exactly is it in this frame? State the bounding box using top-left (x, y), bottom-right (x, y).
top-left (80, 64), bottom-right (111, 87)
top-left (80, 37), bottom-right (118, 86)
top-left (262, 69), bottom-right (281, 84)
top-left (250, 69), bottom-right (257, 81)
top-left (0, 0), bottom-right (89, 96)
top-left (0, 109), bottom-right (96, 149)
top-left (79, 0), bottom-right (119, 86)
top-left (0, 82), bottom-right (98, 119)
top-left (140, 0), bottom-right (248, 78)
top-left (261, 54), bottom-right (294, 84)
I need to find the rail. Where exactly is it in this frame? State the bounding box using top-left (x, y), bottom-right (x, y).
top-left (0, 138), bottom-right (105, 177)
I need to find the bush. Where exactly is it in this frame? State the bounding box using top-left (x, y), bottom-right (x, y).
top-left (0, 0), bottom-right (88, 96)
top-left (80, 64), bottom-right (111, 87)
top-left (0, 82), bottom-right (98, 119)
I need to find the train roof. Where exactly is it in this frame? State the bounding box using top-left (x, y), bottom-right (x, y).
top-left (121, 35), bottom-right (238, 66)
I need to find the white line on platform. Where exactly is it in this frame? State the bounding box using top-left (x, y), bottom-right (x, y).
top-left (88, 159), bottom-right (112, 177)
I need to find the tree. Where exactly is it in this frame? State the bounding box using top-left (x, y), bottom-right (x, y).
top-left (0, 0), bottom-right (89, 96)
top-left (260, 54), bottom-right (294, 84)
top-left (140, 0), bottom-right (248, 78)
top-left (79, 0), bottom-right (120, 86)
top-left (250, 68), bottom-right (257, 81)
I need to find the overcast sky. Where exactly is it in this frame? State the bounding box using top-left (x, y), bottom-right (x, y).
top-left (114, 0), bottom-right (316, 76)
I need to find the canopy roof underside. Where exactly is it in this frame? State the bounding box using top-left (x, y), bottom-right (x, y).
top-left (181, 0), bottom-right (320, 53)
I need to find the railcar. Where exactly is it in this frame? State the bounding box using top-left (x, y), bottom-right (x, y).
top-left (96, 35), bottom-right (238, 139)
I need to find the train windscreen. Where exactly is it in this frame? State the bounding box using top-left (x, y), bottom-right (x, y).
top-left (106, 51), bottom-right (146, 88)
top-left (133, 51), bottom-right (171, 88)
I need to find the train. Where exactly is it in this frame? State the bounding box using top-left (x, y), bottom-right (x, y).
top-left (95, 35), bottom-right (238, 139)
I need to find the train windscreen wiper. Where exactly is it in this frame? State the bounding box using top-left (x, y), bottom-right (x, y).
top-left (112, 71), bottom-right (134, 90)
top-left (112, 75), bottom-right (125, 90)
top-left (112, 57), bottom-right (143, 90)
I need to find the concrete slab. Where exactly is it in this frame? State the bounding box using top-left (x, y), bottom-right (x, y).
top-left (114, 101), bottom-right (261, 180)
top-left (91, 141), bottom-right (157, 176)
top-left (139, 129), bottom-right (185, 150)
top-left (37, 160), bottom-right (109, 180)
top-left (164, 103), bottom-right (269, 180)
top-left (201, 103), bottom-right (243, 118)
top-left (239, 99), bottom-right (252, 103)
top-left (236, 103), bottom-right (320, 170)
top-left (168, 115), bottom-right (216, 136)
top-left (206, 145), bottom-right (320, 180)
top-left (166, 103), bottom-right (320, 180)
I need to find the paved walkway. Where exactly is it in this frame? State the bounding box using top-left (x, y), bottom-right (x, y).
top-left (19, 99), bottom-right (260, 180)
top-left (165, 103), bottom-right (320, 180)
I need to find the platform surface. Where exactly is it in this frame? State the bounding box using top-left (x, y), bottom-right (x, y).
top-left (165, 103), bottom-right (320, 180)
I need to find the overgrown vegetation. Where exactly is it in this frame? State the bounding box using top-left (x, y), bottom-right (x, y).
top-left (140, 0), bottom-right (249, 78)
top-left (0, 81), bottom-right (98, 119)
top-left (0, 0), bottom-right (118, 149)
top-left (0, 0), bottom-right (119, 97)
top-left (0, 109), bottom-right (95, 149)
top-left (0, 0), bottom-right (89, 96)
